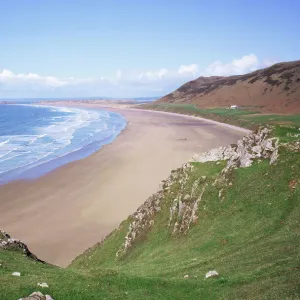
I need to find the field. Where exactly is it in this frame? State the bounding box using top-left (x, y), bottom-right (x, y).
top-left (141, 103), bottom-right (300, 129)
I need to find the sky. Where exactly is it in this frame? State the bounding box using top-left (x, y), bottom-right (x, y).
top-left (0, 0), bottom-right (299, 98)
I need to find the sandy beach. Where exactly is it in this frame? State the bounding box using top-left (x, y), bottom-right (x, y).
top-left (0, 106), bottom-right (247, 267)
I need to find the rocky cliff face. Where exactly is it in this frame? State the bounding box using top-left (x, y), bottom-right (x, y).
top-left (157, 60), bottom-right (300, 113)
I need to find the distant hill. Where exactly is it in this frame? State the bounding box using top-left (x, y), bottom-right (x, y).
top-left (157, 60), bottom-right (300, 113)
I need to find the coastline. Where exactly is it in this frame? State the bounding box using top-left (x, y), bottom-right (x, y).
top-left (0, 104), bottom-right (127, 184)
top-left (0, 106), bottom-right (246, 267)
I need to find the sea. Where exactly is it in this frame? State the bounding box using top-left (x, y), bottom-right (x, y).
top-left (0, 104), bottom-right (127, 184)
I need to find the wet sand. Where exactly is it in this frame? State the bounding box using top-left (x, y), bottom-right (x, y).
top-left (0, 107), bottom-right (247, 267)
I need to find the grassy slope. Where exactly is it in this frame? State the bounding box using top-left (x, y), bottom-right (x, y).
top-left (1, 143), bottom-right (300, 299)
top-left (140, 103), bottom-right (300, 129)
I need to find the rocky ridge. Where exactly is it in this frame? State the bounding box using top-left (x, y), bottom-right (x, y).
top-left (116, 127), bottom-right (282, 256)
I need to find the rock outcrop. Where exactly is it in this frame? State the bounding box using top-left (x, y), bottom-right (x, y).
top-left (193, 127), bottom-right (279, 168)
top-left (116, 190), bottom-right (163, 257)
top-left (168, 176), bottom-right (207, 235)
top-left (0, 230), bottom-right (44, 263)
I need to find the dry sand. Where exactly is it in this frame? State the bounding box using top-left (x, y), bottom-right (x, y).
top-left (0, 106), bottom-right (247, 267)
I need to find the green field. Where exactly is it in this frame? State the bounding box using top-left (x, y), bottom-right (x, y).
top-left (141, 103), bottom-right (300, 129)
top-left (1, 139), bottom-right (300, 299)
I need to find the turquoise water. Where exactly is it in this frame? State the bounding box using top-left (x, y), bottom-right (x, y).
top-left (0, 104), bottom-right (126, 184)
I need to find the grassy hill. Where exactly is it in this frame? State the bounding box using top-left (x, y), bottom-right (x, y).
top-left (1, 125), bottom-right (299, 299)
top-left (156, 60), bottom-right (300, 114)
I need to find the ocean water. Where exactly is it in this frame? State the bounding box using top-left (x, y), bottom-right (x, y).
top-left (0, 104), bottom-right (126, 184)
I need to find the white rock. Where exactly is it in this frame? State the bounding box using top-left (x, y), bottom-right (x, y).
top-left (193, 146), bottom-right (235, 163)
top-left (184, 274), bottom-right (189, 279)
top-left (38, 282), bottom-right (49, 288)
top-left (12, 272), bottom-right (21, 277)
top-left (205, 270), bottom-right (219, 278)
top-left (46, 295), bottom-right (54, 300)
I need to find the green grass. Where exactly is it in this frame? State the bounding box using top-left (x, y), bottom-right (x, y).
top-left (244, 114), bottom-right (300, 126)
top-left (141, 103), bottom-right (300, 130)
top-left (1, 146), bottom-right (299, 299)
top-left (71, 150), bottom-right (300, 300)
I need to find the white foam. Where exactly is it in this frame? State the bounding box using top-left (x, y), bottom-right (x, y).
top-left (0, 105), bottom-right (126, 177)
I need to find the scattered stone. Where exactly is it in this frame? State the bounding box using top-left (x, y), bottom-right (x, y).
top-left (229, 182), bottom-right (233, 186)
top-left (184, 274), bottom-right (189, 279)
top-left (205, 270), bottom-right (219, 279)
top-left (12, 272), bottom-right (21, 277)
top-left (38, 283), bottom-right (49, 288)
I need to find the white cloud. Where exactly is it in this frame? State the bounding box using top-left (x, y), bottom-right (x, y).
top-left (205, 54), bottom-right (259, 76)
top-left (178, 64), bottom-right (198, 76)
top-left (0, 69), bottom-right (69, 88)
top-left (0, 55), bottom-right (278, 98)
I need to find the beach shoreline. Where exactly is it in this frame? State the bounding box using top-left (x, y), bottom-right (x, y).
top-left (0, 105), bottom-right (246, 267)
top-left (0, 105), bottom-right (127, 185)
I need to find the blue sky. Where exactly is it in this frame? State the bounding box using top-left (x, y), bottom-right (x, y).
top-left (0, 0), bottom-right (299, 98)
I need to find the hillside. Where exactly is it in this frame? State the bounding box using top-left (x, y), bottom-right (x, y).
top-left (157, 60), bottom-right (300, 113)
top-left (1, 125), bottom-right (299, 299)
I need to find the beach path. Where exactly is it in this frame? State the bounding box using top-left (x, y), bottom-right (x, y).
top-left (0, 107), bottom-right (245, 267)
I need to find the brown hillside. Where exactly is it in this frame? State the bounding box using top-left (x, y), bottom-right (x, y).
top-left (157, 60), bottom-right (300, 113)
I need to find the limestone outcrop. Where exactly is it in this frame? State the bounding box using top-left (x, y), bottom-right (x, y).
top-left (0, 230), bottom-right (43, 263)
top-left (116, 190), bottom-right (163, 257)
top-left (193, 127), bottom-right (279, 167)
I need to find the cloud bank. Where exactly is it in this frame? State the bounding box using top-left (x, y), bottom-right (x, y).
top-left (0, 54), bottom-right (277, 98)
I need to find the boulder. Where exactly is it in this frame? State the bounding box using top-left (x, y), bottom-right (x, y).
top-left (205, 270), bottom-right (219, 278)
top-left (18, 291), bottom-right (54, 300)
top-left (37, 283), bottom-right (49, 288)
